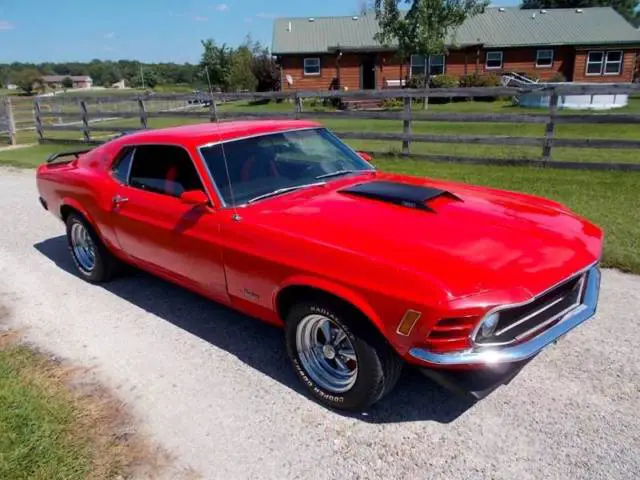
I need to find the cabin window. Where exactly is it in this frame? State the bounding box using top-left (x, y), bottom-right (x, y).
top-left (536, 49), bottom-right (554, 68)
top-left (410, 54), bottom-right (446, 77)
top-left (604, 51), bottom-right (623, 75)
top-left (303, 58), bottom-right (321, 76)
top-left (586, 51), bottom-right (604, 75)
top-left (485, 51), bottom-right (503, 69)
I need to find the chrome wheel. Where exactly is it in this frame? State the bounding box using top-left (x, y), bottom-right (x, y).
top-left (70, 222), bottom-right (96, 272)
top-left (296, 314), bottom-right (358, 393)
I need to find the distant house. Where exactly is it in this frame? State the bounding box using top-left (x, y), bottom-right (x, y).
top-left (41, 75), bottom-right (93, 89)
top-left (272, 7), bottom-right (640, 91)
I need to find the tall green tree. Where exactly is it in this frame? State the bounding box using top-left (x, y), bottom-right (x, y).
top-left (521, 0), bottom-right (639, 24)
top-left (228, 46), bottom-right (258, 92)
top-left (199, 39), bottom-right (233, 91)
top-left (374, 0), bottom-right (489, 81)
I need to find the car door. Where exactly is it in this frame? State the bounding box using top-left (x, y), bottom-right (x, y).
top-left (110, 143), bottom-right (228, 302)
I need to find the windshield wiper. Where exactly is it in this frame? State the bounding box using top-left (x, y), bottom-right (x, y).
top-left (247, 182), bottom-right (326, 204)
top-left (315, 169), bottom-right (361, 180)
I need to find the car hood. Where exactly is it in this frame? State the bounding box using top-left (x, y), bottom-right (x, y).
top-left (247, 172), bottom-right (603, 301)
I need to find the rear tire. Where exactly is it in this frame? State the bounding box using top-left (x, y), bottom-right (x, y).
top-left (66, 213), bottom-right (118, 283)
top-left (285, 300), bottom-right (402, 411)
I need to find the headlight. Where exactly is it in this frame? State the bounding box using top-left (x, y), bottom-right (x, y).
top-left (479, 312), bottom-right (499, 338)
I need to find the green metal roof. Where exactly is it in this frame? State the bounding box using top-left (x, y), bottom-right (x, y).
top-left (272, 7), bottom-right (640, 54)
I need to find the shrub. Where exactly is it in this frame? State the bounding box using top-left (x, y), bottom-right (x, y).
top-left (549, 72), bottom-right (567, 83)
top-left (429, 74), bottom-right (458, 88)
top-left (382, 98), bottom-right (403, 109)
top-left (458, 73), bottom-right (483, 87)
top-left (482, 73), bottom-right (502, 87)
top-left (406, 74), bottom-right (427, 89)
top-left (458, 73), bottom-right (502, 88)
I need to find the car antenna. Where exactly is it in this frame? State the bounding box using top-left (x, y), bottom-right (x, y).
top-left (205, 66), bottom-right (241, 221)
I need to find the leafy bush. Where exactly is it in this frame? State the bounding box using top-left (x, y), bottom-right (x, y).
top-left (429, 74), bottom-right (458, 88)
top-left (458, 73), bottom-right (483, 87)
top-left (382, 98), bottom-right (403, 109)
top-left (405, 75), bottom-right (425, 89)
top-left (458, 73), bottom-right (502, 88)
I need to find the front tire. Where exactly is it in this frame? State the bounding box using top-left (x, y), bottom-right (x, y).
top-left (285, 300), bottom-right (402, 411)
top-left (66, 213), bottom-right (117, 283)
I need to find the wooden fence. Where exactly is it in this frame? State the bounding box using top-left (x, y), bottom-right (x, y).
top-left (33, 83), bottom-right (640, 171)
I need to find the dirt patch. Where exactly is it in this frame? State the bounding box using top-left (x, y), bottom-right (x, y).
top-left (0, 304), bottom-right (178, 479)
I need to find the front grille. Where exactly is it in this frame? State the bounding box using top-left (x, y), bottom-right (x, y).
top-left (475, 272), bottom-right (587, 346)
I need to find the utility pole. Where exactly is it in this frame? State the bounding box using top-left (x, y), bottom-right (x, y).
top-left (140, 64), bottom-right (145, 90)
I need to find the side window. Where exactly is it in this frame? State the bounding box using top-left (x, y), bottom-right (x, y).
top-left (128, 145), bottom-right (204, 197)
top-left (111, 148), bottom-right (134, 184)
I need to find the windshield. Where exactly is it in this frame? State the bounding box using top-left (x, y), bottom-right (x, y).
top-left (199, 128), bottom-right (374, 206)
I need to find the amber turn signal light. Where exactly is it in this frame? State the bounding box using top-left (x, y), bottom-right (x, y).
top-left (396, 310), bottom-right (422, 336)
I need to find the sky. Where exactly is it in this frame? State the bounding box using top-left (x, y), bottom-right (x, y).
top-left (0, 0), bottom-right (520, 64)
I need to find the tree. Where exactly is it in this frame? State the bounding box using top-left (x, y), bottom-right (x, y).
top-left (252, 49), bottom-right (280, 92)
top-left (521, 0), bottom-right (639, 24)
top-left (375, 0), bottom-right (489, 69)
top-left (15, 69), bottom-right (41, 95)
top-left (374, 0), bottom-right (489, 108)
top-left (199, 39), bottom-right (233, 91)
top-left (62, 76), bottom-right (74, 89)
top-left (228, 46), bottom-right (258, 92)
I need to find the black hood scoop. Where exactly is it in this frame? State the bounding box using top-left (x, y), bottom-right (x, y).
top-left (339, 181), bottom-right (461, 212)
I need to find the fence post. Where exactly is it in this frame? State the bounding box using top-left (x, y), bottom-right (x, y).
top-left (4, 97), bottom-right (16, 146)
top-left (542, 91), bottom-right (559, 165)
top-left (138, 98), bottom-right (148, 129)
top-left (423, 84), bottom-right (429, 111)
top-left (209, 95), bottom-right (218, 122)
top-left (295, 94), bottom-right (303, 119)
top-left (402, 95), bottom-right (412, 156)
top-left (34, 99), bottom-right (44, 142)
top-left (79, 100), bottom-right (91, 142)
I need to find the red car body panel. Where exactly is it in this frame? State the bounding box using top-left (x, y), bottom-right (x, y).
top-left (36, 121), bottom-right (603, 366)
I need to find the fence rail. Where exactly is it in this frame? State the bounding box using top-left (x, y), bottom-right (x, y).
top-left (31, 83), bottom-right (640, 171)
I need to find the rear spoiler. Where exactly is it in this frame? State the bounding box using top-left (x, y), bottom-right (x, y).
top-left (47, 148), bottom-right (92, 164)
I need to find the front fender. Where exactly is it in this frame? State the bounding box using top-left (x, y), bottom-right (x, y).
top-left (275, 274), bottom-right (386, 336)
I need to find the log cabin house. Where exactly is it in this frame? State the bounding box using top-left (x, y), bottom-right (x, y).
top-left (272, 7), bottom-right (640, 91)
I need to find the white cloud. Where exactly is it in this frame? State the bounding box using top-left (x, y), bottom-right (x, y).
top-left (104, 32), bottom-right (115, 39)
top-left (215, 3), bottom-right (229, 11)
top-left (193, 16), bottom-right (209, 21)
top-left (256, 12), bottom-right (278, 19)
top-left (0, 20), bottom-right (14, 30)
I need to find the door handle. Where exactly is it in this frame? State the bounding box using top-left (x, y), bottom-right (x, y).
top-left (112, 195), bottom-right (129, 206)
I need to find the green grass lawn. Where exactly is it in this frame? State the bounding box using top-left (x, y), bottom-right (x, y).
top-left (0, 346), bottom-right (94, 479)
top-left (0, 341), bottom-right (144, 479)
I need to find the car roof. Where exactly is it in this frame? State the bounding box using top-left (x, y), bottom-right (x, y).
top-left (117, 120), bottom-right (322, 148)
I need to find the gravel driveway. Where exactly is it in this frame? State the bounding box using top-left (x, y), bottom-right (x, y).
top-left (1, 167), bottom-right (639, 479)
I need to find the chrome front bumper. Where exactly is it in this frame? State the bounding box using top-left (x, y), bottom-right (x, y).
top-left (409, 266), bottom-right (601, 366)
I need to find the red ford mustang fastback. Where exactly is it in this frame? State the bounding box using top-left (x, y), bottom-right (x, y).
top-left (36, 120), bottom-right (602, 411)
